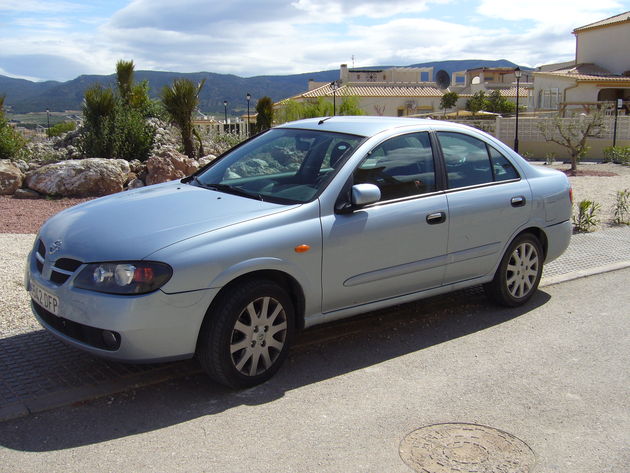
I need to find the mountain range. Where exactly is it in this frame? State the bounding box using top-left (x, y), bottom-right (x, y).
top-left (1, 59), bottom-right (520, 115)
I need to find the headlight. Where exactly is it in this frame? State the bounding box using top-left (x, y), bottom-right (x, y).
top-left (74, 262), bottom-right (172, 295)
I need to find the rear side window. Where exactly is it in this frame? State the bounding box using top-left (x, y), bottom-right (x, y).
top-left (353, 132), bottom-right (436, 201)
top-left (488, 145), bottom-right (520, 181)
top-left (437, 132), bottom-right (519, 189)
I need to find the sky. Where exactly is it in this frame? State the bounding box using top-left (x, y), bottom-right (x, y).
top-left (0, 0), bottom-right (628, 82)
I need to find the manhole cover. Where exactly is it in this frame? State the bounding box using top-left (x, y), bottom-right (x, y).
top-left (399, 423), bottom-right (535, 473)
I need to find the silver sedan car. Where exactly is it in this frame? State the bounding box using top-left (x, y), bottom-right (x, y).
top-left (26, 117), bottom-right (572, 388)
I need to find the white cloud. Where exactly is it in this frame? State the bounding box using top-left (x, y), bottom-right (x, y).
top-left (477, 0), bottom-right (624, 28)
top-left (0, 0), bottom-right (627, 81)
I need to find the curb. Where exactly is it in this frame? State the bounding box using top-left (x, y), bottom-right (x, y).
top-left (541, 261), bottom-right (630, 287)
top-left (0, 362), bottom-right (200, 422)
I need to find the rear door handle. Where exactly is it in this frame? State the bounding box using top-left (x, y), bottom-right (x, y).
top-left (511, 196), bottom-right (526, 207)
top-left (426, 211), bottom-right (446, 224)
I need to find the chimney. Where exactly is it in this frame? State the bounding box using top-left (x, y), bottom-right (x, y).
top-left (340, 64), bottom-right (348, 84)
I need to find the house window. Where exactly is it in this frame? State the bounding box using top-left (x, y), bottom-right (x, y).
top-left (538, 88), bottom-right (560, 110)
top-left (420, 71), bottom-right (429, 82)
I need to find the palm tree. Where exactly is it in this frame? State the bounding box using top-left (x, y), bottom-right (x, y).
top-left (116, 59), bottom-right (135, 106)
top-left (161, 78), bottom-right (206, 159)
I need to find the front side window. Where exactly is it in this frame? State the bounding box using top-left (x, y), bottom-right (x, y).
top-left (353, 132), bottom-right (436, 202)
top-left (438, 132), bottom-right (519, 189)
top-left (195, 129), bottom-right (363, 203)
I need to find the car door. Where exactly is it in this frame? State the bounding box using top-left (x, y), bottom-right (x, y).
top-left (436, 131), bottom-right (532, 284)
top-left (320, 132), bottom-right (449, 313)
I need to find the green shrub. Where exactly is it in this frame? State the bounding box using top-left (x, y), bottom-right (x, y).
top-left (0, 118), bottom-right (28, 160)
top-left (111, 107), bottom-right (156, 162)
top-left (612, 189), bottom-right (630, 225)
top-left (573, 200), bottom-right (600, 233)
top-left (603, 146), bottom-right (630, 165)
top-left (46, 121), bottom-right (76, 137)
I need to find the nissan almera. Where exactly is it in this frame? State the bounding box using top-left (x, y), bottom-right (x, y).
top-left (26, 117), bottom-right (572, 388)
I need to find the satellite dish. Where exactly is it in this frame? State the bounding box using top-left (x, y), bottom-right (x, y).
top-left (435, 69), bottom-right (451, 89)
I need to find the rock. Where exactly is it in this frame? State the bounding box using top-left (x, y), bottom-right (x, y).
top-left (127, 178), bottom-right (145, 190)
top-left (25, 158), bottom-right (130, 197)
top-left (198, 155), bottom-right (216, 167)
top-left (145, 151), bottom-right (199, 185)
top-left (0, 160), bottom-right (25, 195)
top-left (13, 188), bottom-right (42, 199)
top-left (14, 160), bottom-right (30, 173)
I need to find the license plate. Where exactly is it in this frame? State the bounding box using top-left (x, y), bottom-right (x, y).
top-left (30, 280), bottom-right (60, 316)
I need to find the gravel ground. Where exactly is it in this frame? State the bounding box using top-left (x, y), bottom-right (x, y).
top-left (1, 163), bottom-right (628, 337)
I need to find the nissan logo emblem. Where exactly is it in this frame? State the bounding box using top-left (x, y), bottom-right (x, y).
top-left (49, 240), bottom-right (63, 255)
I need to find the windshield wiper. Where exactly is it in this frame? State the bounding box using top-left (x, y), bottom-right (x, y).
top-left (204, 183), bottom-right (264, 201)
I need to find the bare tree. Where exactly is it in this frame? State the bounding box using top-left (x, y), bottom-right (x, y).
top-left (538, 112), bottom-right (606, 172)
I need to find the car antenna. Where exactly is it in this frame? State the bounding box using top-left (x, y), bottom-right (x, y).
top-left (318, 117), bottom-right (333, 125)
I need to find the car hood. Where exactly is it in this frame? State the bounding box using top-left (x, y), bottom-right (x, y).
top-left (38, 181), bottom-right (296, 261)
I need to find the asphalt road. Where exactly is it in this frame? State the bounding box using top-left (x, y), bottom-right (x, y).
top-left (0, 269), bottom-right (629, 473)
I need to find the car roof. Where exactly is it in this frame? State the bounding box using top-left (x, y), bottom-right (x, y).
top-left (276, 116), bottom-right (437, 137)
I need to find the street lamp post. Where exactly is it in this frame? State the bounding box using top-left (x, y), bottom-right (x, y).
top-left (223, 100), bottom-right (228, 132)
top-left (246, 93), bottom-right (251, 136)
top-left (330, 81), bottom-right (337, 116)
top-left (514, 67), bottom-right (522, 153)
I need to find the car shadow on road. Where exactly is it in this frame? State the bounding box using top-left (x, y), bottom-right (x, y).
top-left (0, 286), bottom-right (551, 452)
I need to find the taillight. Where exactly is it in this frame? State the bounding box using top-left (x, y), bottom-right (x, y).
top-left (569, 187), bottom-right (573, 204)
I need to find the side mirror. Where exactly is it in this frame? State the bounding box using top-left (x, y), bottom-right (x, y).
top-left (335, 183), bottom-right (381, 214)
top-left (352, 183), bottom-right (381, 207)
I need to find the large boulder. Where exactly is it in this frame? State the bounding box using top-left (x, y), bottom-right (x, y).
top-left (0, 160), bottom-right (25, 195)
top-left (25, 159), bottom-right (131, 197)
top-left (145, 150), bottom-right (199, 185)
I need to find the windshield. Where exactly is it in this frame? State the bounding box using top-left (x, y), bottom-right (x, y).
top-left (194, 128), bottom-right (363, 203)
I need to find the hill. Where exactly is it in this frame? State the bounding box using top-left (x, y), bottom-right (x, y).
top-left (1, 59), bottom-right (524, 115)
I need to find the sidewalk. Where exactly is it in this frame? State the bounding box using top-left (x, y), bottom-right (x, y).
top-left (1, 226), bottom-right (629, 422)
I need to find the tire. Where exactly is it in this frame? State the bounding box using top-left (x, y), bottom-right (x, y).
top-left (197, 279), bottom-right (294, 388)
top-left (484, 233), bottom-right (543, 307)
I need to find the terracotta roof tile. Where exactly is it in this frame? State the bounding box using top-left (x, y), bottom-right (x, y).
top-left (573, 11), bottom-right (630, 32)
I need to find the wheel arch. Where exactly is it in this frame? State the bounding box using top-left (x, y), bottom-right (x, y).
top-left (517, 226), bottom-right (548, 260)
top-left (201, 269), bottom-right (306, 335)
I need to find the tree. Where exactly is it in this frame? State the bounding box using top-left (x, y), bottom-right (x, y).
top-left (440, 91), bottom-right (459, 114)
top-left (161, 78), bottom-right (206, 159)
top-left (465, 91), bottom-right (487, 115)
top-left (82, 84), bottom-right (116, 157)
top-left (486, 90), bottom-right (515, 114)
top-left (116, 60), bottom-right (135, 106)
top-left (277, 99), bottom-right (304, 124)
top-left (256, 96), bottom-right (274, 132)
top-left (338, 95), bottom-right (365, 116)
top-left (81, 60), bottom-right (157, 161)
top-left (538, 112), bottom-right (606, 172)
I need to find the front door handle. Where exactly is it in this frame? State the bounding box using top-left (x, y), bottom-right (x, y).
top-left (511, 196), bottom-right (526, 207)
top-left (426, 211), bottom-right (446, 224)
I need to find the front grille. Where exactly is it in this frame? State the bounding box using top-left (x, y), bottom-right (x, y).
top-left (33, 302), bottom-right (121, 351)
top-left (33, 239), bottom-right (83, 286)
top-left (35, 239), bottom-right (45, 273)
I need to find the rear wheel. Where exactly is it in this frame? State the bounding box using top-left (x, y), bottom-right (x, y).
top-left (197, 279), bottom-right (294, 388)
top-left (485, 233), bottom-right (543, 307)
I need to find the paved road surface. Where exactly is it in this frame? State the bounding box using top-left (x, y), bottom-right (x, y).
top-left (0, 269), bottom-right (629, 473)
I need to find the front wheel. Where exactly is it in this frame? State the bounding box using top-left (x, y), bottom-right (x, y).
top-left (484, 233), bottom-right (543, 307)
top-left (197, 279), bottom-right (295, 388)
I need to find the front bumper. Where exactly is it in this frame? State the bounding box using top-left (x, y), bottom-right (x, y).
top-left (26, 259), bottom-right (218, 363)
